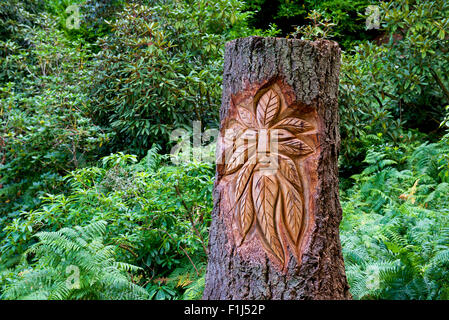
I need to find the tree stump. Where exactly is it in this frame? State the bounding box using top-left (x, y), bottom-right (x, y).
top-left (203, 37), bottom-right (351, 300)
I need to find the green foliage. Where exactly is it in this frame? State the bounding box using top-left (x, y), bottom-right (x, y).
top-left (1, 0), bottom-right (449, 301)
top-left (339, 0), bottom-right (449, 173)
top-left (379, 0), bottom-right (449, 128)
top-left (290, 9), bottom-right (336, 40)
top-left (2, 221), bottom-right (148, 300)
top-left (245, 0), bottom-right (378, 49)
top-left (45, 0), bottom-right (124, 42)
top-left (0, 0), bottom-right (46, 42)
top-left (88, 0), bottom-right (278, 156)
top-left (0, 9), bottom-right (108, 219)
top-left (341, 132), bottom-right (449, 299)
top-left (182, 274), bottom-right (205, 300)
top-left (1, 149), bottom-right (214, 299)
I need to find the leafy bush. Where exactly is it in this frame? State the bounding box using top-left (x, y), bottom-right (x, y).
top-left (245, 0), bottom-right (378, 49)
top-left (45, 0), bottom-right (124, 42)
top-left (1, 150), bottom-right (214, 299)
top-left (0, 10), bottom-right (108, 219)
top-left (1, 0), bottom-right (449, 302)
top-left (88, 0), bottom-right (278, 156)
top-left (339, 0), bottom-right (449, 173)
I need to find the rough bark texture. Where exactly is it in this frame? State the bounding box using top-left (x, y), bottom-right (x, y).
top-left (203, 37), bottom-right (351, 300)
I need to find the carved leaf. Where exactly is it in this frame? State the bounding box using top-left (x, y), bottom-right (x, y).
top-left (252, 171), bottom-right (284, 263)
top-left (236, 181), bottom-right (255, 241)
top-left (278, 138), bottom-right (313, 156)
top-left (225, 142), bottom-right (256, 175)
top-left (278, 156), bottom-right (301, 188)
top-left (227, 85), bottom-right (317, 267)
top-left (217, 125), bottom-right (243, 165)
top-left (283, 185), bottom-right (303, 245)
top-left (235, 159), bottom-right (256, 202)
top-left (273, 117), bottom-right (313, 134)
top-left (238, 107), bottom-right (256, 128)
top-left (256, 89), bottom-right (280, 128)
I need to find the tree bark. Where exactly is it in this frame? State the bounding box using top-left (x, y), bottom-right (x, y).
top-left (203, 37), bottom-right (351, 300)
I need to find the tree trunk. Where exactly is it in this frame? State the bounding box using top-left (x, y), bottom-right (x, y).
top-left (203, 36), bottom-right (351, 300)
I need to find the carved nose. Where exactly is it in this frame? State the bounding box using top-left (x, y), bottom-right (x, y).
top-left (257, 129), bottom-right (272, 166)
top-left (257, 129), bottom-right (269, 155)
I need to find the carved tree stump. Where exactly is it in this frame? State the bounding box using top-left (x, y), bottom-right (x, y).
top-left (203, 37), bottom-right (351, 300)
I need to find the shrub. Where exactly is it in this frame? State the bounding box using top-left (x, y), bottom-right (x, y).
top-left (339, 0), bottom-right (449, 173)
top-left (245, 0), bottom-right (378, 49)
top-left (1, 149), bottom-right (214, 299)
top-left (0, 11), bottom-right (108, 218)
top-left (88, 0), bottom-right (278, 156)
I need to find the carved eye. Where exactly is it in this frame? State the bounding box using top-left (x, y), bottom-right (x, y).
top-left (240, 129), bottom-right (258, 141)
top-left (223, 126), bottom-right (244, 143)
top-left (235, 129), bottom-right (258, 149)
top-left (269, 129), bottom-right (295, 141)
top-left (238, 107), bottom-right (256, 128)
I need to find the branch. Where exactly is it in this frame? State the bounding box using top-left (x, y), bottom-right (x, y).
top-left (430, 67), bottom-right (449, 102)
top-left (373, 94), bottom-right (384, 109)
top-left (118, 243), bottom-right (138, 258)
top-left (0, 135), bottom-right (5, 165)
top-left (174, 184), bottom-right (208, 256)
top-left (381, 90), bottom-right (399, 101)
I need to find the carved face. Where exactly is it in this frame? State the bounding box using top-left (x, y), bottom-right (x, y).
top-left (219, 85), bottom-right (315, 268)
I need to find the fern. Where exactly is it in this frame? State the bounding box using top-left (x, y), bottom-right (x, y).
top-left (2, 221), bottom-right (148, 300)
top-left (341, 133), bottom-right (449, 300)
top-left (183, 275), bottom-right (205, 300)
